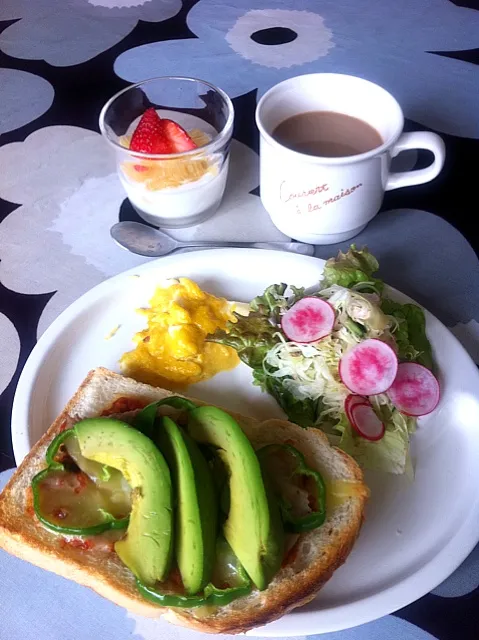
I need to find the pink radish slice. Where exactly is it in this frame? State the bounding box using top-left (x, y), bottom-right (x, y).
top-left (350, 404), bottom-right (385, 441)
top-left (387, 362), bottom-right (440, 416)
top-left (281, 297), bottom-right (335, 343)
top-left (344, 394), bottom-right (369, 424)
top-left (339, 339), bottom-right (398, 395)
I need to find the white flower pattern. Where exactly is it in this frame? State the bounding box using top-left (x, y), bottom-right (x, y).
top-left (0, 0), bottom-right (182, 66)
top-left (0, 69), bottom-right (54, 135)
top-left (225, 9), bottom-right (334, 68)
top-left (0, 314), bottom-right (20, 397)
top-left (0, 125), bottom-right (286, 338)
top-left (114, 0), bottom-right (479, 138)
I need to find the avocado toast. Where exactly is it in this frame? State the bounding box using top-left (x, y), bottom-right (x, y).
top-left (0, 368), bottom-right (368, 634)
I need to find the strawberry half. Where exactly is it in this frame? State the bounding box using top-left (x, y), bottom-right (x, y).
top-left (130, 107), bottom-right (171, 154)
top-left (162, 119), bottom-right (198, 153)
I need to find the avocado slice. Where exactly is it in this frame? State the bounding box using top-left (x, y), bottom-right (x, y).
top-left (74, 418), bottom-right (173, 586)
top-left (187, 406), bottom-right (284, 590)
top-left (157, 416), bottom-right (217, 594)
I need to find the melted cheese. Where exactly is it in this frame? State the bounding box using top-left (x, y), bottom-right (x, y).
top-left (326, 480), bottom-right (369, 510)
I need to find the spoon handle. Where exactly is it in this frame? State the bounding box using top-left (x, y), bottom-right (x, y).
top-left (176, 240), bottom-right (315, 256)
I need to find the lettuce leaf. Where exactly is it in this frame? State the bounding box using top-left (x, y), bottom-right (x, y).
top-left (209, 314), bottom-right (278, 369)
top-left (321, 245), bottom-right (383, 291)
top-left (334, 413), bottom-right (411, 475)
top-left (211, 283), bottom-right (301, 368)
top-left (250, 283), bottom-right (288, 323)
top-left (340, 423), bottom-right (411, 475)
top-left (211, 280), bottom-right (322, 428)
top-left (253, 369), bottom-right (322, 428)
top-left (381, 299), bottom-right (433, 369)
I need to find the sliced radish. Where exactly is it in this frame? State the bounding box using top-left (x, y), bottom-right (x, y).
top-left (387, 362), bottom-right (440, 416)
top-left (339, 339), bottom-right (398, 395)
top-left (344, 394), bottom-right (369, 424)
top-left (281, 297), bottom-right (335, 343)
top-left (350, 404), bottom-right (385, 441)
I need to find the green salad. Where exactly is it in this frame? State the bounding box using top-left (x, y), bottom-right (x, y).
top-left (210, 246), bottom-right (439, 476)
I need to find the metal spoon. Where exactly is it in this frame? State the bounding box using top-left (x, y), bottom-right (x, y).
top-left (111, 221), bottom-right (315, 258)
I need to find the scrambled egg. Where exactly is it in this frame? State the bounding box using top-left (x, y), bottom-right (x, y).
top-left (120, 278), bottom-right (240, 388)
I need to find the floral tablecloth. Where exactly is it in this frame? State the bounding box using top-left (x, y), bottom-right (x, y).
top-left (1, 1), bottom-right (479, 639)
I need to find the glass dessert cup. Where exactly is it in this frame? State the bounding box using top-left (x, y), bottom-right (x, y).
top-left (99, 76), bottom-right (234, 228)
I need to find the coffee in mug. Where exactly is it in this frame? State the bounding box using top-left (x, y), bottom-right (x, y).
top-left (256, 74), bottom-right (446, 245)
top-left (272, 111), bottom-right (383, 158)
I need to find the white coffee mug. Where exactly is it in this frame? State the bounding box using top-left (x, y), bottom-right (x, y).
top-left (256, 73), bottom-right (446, 244)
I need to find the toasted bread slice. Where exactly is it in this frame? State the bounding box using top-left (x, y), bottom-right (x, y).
top-left (0, 368), bottom-right (368, 634)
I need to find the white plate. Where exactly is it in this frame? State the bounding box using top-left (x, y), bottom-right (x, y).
top-left (12, 249), bottom-right (479, 637)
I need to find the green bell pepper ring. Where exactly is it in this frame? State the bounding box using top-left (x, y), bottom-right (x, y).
top-left (257, 444), bottom-right (326, 533)
top-left (136, 565), bottom-right (252, 608)
top-left (31, 468), bottom-right (129, 536)
top-left (32, 429), bottom-right (129, 536)
top-left (132, 397), bottom-right (197, 438)
top-left (136, 536), bottom-right (252, 608)
top-left (45, 429), bottom-right (75, 468)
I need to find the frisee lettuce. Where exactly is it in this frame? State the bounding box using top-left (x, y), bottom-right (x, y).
top-left (210, 313), bottom-right (278, 369)
top-left (321, 244), bottom-right (383, 292)
top-left (381, 299), bottom-right (433, 370)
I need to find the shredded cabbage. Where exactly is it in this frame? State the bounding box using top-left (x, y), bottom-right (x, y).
top-left (258, 286), bottom-right (419, 474)
top-left (264, 335), bottom-right (348, 418)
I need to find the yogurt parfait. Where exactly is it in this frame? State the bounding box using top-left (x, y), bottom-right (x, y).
top-left (99, 77), bottom-right (234, 228)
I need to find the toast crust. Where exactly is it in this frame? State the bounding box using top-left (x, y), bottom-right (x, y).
top-left (0, 368), bottom-right (368, 634)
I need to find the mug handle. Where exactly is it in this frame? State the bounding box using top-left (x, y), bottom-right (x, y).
top-left (386, 131), bottom-right (446, 191)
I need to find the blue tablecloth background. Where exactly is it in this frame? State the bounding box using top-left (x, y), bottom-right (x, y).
top-left (1, 1), bottom-right (478, 638)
